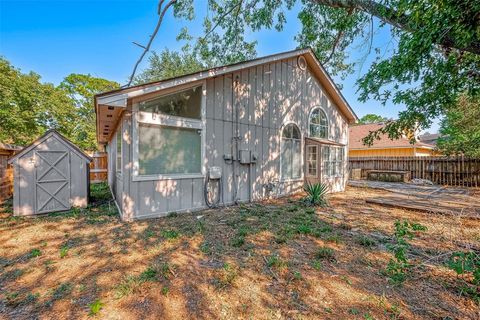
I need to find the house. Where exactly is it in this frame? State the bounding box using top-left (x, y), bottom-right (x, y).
top-left (94, 48), bottom-right (357, 220)
top-left (8, 130), bottom-right (92, 216)
top-left (418, 132), bottom-right (441, 146)
top-left (349, 123), bottom-right (438, 157)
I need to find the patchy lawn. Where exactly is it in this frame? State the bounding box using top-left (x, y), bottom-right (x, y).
top-left (0, 183), bottom-right (479, 319)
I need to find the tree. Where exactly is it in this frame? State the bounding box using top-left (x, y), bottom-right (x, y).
top-left (437, 95), bottom-right (480, 157)
top-left (160, 0), bottom-right (479, 144)
top-left (59, 74), bottom-right (120, 150)
top-left (0, 57), bottom-right (77, 145)
top-left (134, 47), bottom-right (205, 84)
top-left (358, 114), bottom-right (388, 124)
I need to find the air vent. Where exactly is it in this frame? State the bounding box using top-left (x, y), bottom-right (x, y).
top-left (108, 106), bottom-right (114, 110)
top-left (297, 56), bottom-right (307, 70)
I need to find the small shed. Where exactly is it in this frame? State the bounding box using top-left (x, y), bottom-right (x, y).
top-left (8, 130), bottom-right (92, 216)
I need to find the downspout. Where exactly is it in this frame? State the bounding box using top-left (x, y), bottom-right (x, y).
top-left (232, 75), bottom-right (240, 204)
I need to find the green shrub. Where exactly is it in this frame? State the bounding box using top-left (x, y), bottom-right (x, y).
top-left (88, 299), bottom-right (104, 316)
top-left (303, 182), bottom-right (329, 207)
top-left (315, 247), bottom-right (335, 261)
top-left (447, 251), bottom-right (480, 302)
top-left (30, 248), bottom-right (41, 258)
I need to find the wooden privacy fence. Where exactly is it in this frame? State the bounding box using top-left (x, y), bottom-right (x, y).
top-left (89, 152), bottom-right (108, 183)
top-left (0, 154), bottom-right (14, 201)
top-left (349, 156), bottom-right (480, 187)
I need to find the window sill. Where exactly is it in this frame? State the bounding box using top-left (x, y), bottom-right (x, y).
top-left (280, 178), bottom-right (304, 183)
top-left (132, 173), bottom-right (204, 182)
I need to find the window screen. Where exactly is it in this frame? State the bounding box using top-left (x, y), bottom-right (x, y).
top-left (281, 123), bottom-right (301, 180)
top-left (116, 129), bottom-right (122, 174)
top-left (138, 124), bottom-right (201, 175)
top-left (322, 146), bottom-right (344, 178)
top-left (139, 86), bottom-right (202, 119)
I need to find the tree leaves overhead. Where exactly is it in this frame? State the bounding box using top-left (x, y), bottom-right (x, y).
top-left (59, 74), bottom-right (119, 150)
top-left (133, 48), bottom-right (205, 84)
top-left (0, 58), bottom-right (76, 146)
top-left (0, 58), bottom-right (118, 150)
top-left (171, 0), bottom-right (480, 151)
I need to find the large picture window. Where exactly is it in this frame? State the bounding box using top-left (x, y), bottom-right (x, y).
top-left (139, 124), bottom-right (201, 175)
top-left (135, 84), bottom-right (204, 178)
top-left (309, 108), bottom-right (328, 139)
top-left (281, 123), bottom-right (301, 180)
top-left (322, 146), bottom-right (344, 178)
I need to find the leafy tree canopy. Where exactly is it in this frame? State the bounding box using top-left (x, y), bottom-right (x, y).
top-left (59, 74), bottom-right (119, 150)
top-left (134, 47), bottom-right (205, 84)
top-left (357, 113), bottom-right (389, 124)
top-left (167, 0), bottom-right (479, 147)
top-left (437, 95), bottom-right (480, 157)
top-left (0, 57), bottom-right (76, 145)
top-left (0, 58), bottom-right (118, 150)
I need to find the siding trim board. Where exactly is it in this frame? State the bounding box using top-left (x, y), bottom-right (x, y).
top-left (101, 52), bottom-right (352, 220)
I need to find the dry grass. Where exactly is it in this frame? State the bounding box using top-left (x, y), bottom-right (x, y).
top-left (0, 183), bottom-right (479, 319)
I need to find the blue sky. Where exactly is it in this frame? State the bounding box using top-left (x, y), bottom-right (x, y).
top-left (0, 0), bottom-right (438, 132)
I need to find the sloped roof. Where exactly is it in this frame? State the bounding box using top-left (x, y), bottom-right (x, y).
top-left (94, 48), bottom-right (358, 144)
top-left (0, 143), bottom-right (22, 151)
top-left (349, 123), bottom-right (435, 150)
top-left (8, 130), bottom-right (92, 164)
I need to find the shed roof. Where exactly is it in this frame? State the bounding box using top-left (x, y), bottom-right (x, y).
top-left (8, 130), bottom-right (92, 164)
top-left (94, 48), bottom-right (358, 145)
top-left (349, 123), bottom-right (435, 150)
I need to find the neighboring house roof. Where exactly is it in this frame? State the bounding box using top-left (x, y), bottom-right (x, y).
top-left (349, 123), bottom-right (435, 150)
top-left (94, 47), bottom-right (358, 145)
top-left (8, 129), bottom-right (92, 164)
top-left (419, 133), bottom-right (441, 146)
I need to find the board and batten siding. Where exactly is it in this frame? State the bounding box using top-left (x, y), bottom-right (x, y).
top-left (108, 57), bottom-right (349, 220)
top-left (11, 133), bottom-right (89, 216)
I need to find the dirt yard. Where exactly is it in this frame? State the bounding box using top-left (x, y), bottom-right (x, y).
top-left (1, 183), bottom-right (479, 319)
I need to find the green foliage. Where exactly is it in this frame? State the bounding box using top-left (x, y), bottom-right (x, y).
top-left (437, 95), bottom-right (480, 157)
top-left (447, 251), bottom-right (480, 301)
top-left (0, 58), bottom-right (76, 145)
top-left (303, 182), bottom-right (329, 207)
top-left (29, 248), bottom-right (41, 258)
top-left (88, 299), bottom-right (104, 316)
top-left (385, 220), bottom-right (426, 285)
top-left (357, 114), bottom-right (389, 124)
top-left (315, 246), bottom-right (335, 261)
top-left (52, 282), bottom-right (73, 300)
top-left (59, 245), bottom-right (69, 258)
top-left (171, 0), bottom-right (480, 147)
top-left (59, 74), bottom-right (119, 150)
top-left (134, 48), bottom-right (205, 85)
top-left (161, 229), bottom-right (180, 239)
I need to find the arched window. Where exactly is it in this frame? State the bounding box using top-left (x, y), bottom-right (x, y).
top-left (309, 108), bottom-right (328, 139)
top-left (281, 123), bottom-right (301, 180)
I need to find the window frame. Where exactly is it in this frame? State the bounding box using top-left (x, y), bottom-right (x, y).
top-left (321, 145), bottom-right (345, 178)
top-left (116, 125), bottom-right (122, 176)
top-left (132, 81), bottom-right (206, 181)
top-left (280, 122), bottom-right (303, 182)
top-left (306, 145), bottom-right (318, 177)
top-left (308, 107), bottom-right (329, 140)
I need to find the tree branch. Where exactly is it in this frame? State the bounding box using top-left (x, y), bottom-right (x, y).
top-left (125, 0), bottom-right (177, 87)
top-left (311, 0), bottom-right (480, 55)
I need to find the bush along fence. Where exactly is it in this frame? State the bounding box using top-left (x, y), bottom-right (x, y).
top-left (349, 156), bottom-right (480, 187)
top-left (88, 152), bottom-right (108, 183)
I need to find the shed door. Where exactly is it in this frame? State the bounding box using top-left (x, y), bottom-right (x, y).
top-left (34, 151), bottom-right (71, 214)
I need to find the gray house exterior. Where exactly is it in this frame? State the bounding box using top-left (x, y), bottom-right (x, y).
top-left (95, 48), bottom-right (357, 220)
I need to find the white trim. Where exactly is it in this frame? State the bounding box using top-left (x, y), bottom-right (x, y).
top-left (115, 124), bottom-right (122, 177)
top-left (306, 145), bottom-right (318, 177)
top-left (308, 106), bottom-right (329, 140)
top-left (132, 81), bottom-right (207, 182)
top-left (279, 121), bottom-right (303, 182)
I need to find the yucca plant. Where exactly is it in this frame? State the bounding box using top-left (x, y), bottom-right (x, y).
top-left (303, 182), bottom-right (329, 207)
